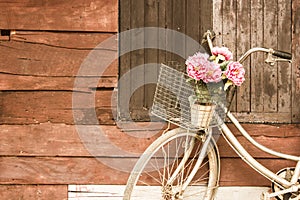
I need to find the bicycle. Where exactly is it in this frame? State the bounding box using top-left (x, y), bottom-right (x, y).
top-left (123, 30), bottom-right (299, 200)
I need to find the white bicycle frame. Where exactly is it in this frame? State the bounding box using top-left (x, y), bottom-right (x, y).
top-left (205, 31), bottom-right (300, 198)
top-left (221, 113), bottom-right (300, 198)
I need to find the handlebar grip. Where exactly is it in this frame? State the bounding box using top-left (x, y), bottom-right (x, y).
top-left (273, 49), bottom-right (292, 59)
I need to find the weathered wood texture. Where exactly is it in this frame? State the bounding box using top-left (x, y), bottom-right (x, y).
top-left (1, 1), bottom-right (299, 199)
top-left (0, 1), bottom-right (118, 198)
top-left (292, 0), bottom-right (300, 122)
top-left (0, 0), bottom-right (118, 32)
top-left (0, 185), bottom-right (67, 200)
top-left (213, 0), bottom-right (298, 123)
top-left (0, 123), bottom-right (299, 187)
top-left (119, 0), bottom-right (213, 121)
top-left (0, 31), bottom-right (118, 125)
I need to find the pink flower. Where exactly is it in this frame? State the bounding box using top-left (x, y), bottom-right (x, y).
top-left (212, 46), bottom-right (233, 61)
top-left (224, 61), bottom-right (245, 86)
top-left (186, 52), bottom-right (210, 81)
top-left (202, 62), bottom-right (222, 83)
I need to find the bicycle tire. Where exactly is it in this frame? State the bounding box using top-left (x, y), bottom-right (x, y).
top-left (123, 128), bottom-right (220, 200)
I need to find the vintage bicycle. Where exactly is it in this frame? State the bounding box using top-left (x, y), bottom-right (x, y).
top-left (123, 30), bottom-right (299, 200)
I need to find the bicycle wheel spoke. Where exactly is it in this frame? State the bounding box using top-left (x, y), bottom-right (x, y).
top-left (124, 129), bottom-right (219, 200)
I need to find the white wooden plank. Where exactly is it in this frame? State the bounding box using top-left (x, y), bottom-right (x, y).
top-left (68, 185), bottom-right (270, 200)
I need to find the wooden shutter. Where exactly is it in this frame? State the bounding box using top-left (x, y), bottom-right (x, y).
top-left (119, 0), bottom-right (213, 121)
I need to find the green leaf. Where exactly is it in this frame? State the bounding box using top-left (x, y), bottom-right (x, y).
top-left (224, 80), bottom-right (233, 91)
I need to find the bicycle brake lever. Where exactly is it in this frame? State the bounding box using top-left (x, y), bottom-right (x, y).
top-left (265, 52), bottom-right (292, 65)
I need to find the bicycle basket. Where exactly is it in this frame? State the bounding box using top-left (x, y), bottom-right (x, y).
top-left (151, 63), bottom-right (227, 130)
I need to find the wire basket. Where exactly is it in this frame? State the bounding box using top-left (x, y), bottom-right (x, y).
top-left (151, 63), bottom-right (229, 130)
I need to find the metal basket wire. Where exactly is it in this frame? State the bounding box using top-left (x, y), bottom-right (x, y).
top-left (151, 63), bottom-right (228, 130)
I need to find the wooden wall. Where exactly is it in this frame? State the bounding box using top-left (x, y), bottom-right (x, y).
top-left (0, 0), bottom-right (299, 199)
top-left (213, 0), bottom-right (300, 123)
top-left (0, 0), bottom-right (118, 199)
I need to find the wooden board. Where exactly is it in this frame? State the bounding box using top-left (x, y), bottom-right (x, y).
top-left (0, 185), bottom-right (67, 200)
top-left (0, 74), bottom-right (117, 91)
top-left (0, 91), bottom-right (116, 125)
top-left (212, 0), bottom-right (295, 122)
top-left (0, 156), bottom-right (296, 186)
top-left (0, 123), bottom-right (299, 157)
top-left (0, 0), bottom-right (118, 32)
top-left (292, 0), bottom-right (300, 123)
top-left (0, 32), bottom-right (118, 77)
top-left (68, 185), bottom-right (272, 200)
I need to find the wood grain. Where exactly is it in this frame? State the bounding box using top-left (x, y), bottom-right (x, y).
top-left (0, 32), bottom-right (118, 77)
top-left (236, 0), bottom-right (251, 112)
top-left (0, 156), bottom-right (296, 186)
top-left (263, 0), bottom-right (278, 112)
top-left (250, 0), bottom-right (265, 113)
top-left (0, 74), bottom-right (117, 91)
top-left (0, 0), bottom-right (118, 32)
top-left (0, 123), bottom-right (299, 157)
top-left (0, 91), bottom-right (116, 125)
top-left (0, 185), bottom-right (67, 200)
top-left (292, 0), bottom-right (300, 123)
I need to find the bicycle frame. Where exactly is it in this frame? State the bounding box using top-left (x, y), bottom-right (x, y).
top-left (204, 30), bottom-right (300, 198)
top-left (220, 113), bottom-right (300, 198)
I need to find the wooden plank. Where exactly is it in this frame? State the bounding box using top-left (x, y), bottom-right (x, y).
top-left (172, 0), bottom-right (186, 63)
top-left (129, 0), bottom-right (145, 119)
top-left (165, 0), bottom-right (173, 61)
top-left (231, 112), bottom-right (292, 123)
top-left (118, 0), bottom-right (132, 120)
top-left (157, 0), bottom-right (167, 64)
top-left (0, 185), bottom-right (67, 200)
top-left (250, 0), bottom-right (265, 113)
top-left (0, 91), bottom-right (116, 125)
top-left (10, 31), bottom-right (116, 49)
top-left (144, 0), bottom-right (159, 110)
top-left (0, 156), bottom-right (295, 186)
top-left (222, 0), bottom-right (237, 111)
top-left (0, 0), bottom-right (118, 32)
top-left (236, 0), bottom-right (251, 112)
top-left (217, 135), bottom-right (300, 158)
top-left (292, 0), bottom-right (300, 123)
top-left (263, 0), bottom-right (278, 112)
top-left (0, 157), bottom-right (131, 185)
top-left (0, 124), bottom-right (161, 157)
top-left (186, 0), bottom-right (200, 44)
top-left (277, 0), bottom-right (292, 113)
top-left (0, 33), bottom-right (118, 77)
top-left (68, 185), bottom-right (270, 200)
top-left (0, 74), bottom-right (117, 91)
top-left (0, 123), bottom-right (299, 157)
top-left (212, 0), bottom-right (223, 46)
top-left (220, 158), bottom-right (297, 186)
top-left (199, 0), bottom-right (213, 36)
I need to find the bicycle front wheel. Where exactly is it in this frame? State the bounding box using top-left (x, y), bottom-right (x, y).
top-left (123, 128), bottom-right (220, 200)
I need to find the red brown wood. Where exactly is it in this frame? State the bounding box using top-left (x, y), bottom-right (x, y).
top-left (220, 158), bottom-right (297, 186)
top-left (0, 123), bottom-right (298, 157)
top-left (0, 74), bottom-right (117, 91)
top-left (0, 91), bottom-right (116, 125)
top-left (0, 37), bottom-right (118, 77)
top-left (0, 0), bottom-right (118, 32)
top-left (0, 156), bottom-right (295, 186)
top-left (0, 185), bottom-right (67, 200)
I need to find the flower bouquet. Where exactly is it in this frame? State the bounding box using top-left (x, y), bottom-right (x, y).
top-left (185, 46), bottom-right (245, 128)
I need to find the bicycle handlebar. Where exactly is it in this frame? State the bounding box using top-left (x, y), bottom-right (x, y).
top-left (272, 49), bottom-right (292, 59)
top-left (203, 30), bottom-right (292, 63)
